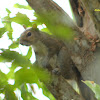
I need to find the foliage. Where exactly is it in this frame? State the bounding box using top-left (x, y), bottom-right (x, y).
top-left (0, 48), bottom-right (52, 99)
top-left (34, 12), bottom-right (74, 40)
top-left (14, 3), bottom-right (32, 10)
top-left (0, 3), bottom-right (55, 100)
top-left (11, 12), bottom-right (32, 27)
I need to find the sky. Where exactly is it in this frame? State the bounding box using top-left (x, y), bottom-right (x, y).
top-left (0, 0), bottom-right (72, 99)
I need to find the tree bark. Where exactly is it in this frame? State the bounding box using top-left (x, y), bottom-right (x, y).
top-left (26, 0), bottom-right (100, 99)
top-left (69, 0), bottom-right (100, 85)
top-left (80, 0), bottom-right (100, 36)
top-left (46, 76), bottom-right (83, 100)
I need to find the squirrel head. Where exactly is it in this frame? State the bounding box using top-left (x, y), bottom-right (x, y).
top-left (19, 27), bottom-right (40, 46)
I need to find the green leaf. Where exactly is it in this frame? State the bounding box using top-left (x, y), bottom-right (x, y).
top-left (11, 12), bottom-right (32, 27)
top-left (0, 49), bottom-right (31, 67)
top-left (2, 14), bottom-right (11, 23)
top-left (41, 28), bottom-right (52, 35)
top-left (84, 81), bottom-right (100, 99)
top-left (9, 41), bottom-right (19, 49)
top-left (0, 71), bottom-right (8, 83)
top-left (34, 66), bottom-right (51, 83)
top-left (26, 47), bottom-right (32, 59)
top-left (14, 3), bottom-right (32, 10)
top-left (5, 22), bottom-right (13, 39)
top-left (33, 12), bottom-right (44, 25)
top-left (5, 85), bottom-right (17, 100)
top-left (0, 27), bottom-right (6, 38)
top-left (37, 81), bottom-right (55, 100)
top-left (50, 25), bottom-right (74, 40)
top-left (15, 65), bottom-right (50, 86)
top-left (21, 84), bottom-right (29, 100)
top-left (94, 84), bottom-right (100, 99)
top-left (21, 83), bottom-right (38, 100)
top-left (6, 8), bottom-right (11, 15)
top-left (7, 68), bottom-right (15, 79)
top-left (83, 81), bottom-right (94, 89)
top-left (0, 49), bottom-right (18, 62)
top-left (34, 12), bottom-right (74, 40)
top-left (7, 32), bottom-right (13, 40)
top-left (2, 16), bottom-right (13, 39)
top-left (15, 68), bottom-right (38, 86)
top-left (0, 71), bottom-right (8, 91)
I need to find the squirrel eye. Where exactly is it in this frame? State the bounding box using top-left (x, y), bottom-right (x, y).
top-left (27, 32), bottom-right (31, 36)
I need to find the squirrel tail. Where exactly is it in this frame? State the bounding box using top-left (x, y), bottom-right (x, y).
top-left (77, 76), bottom-right (97, 100)
top-left (73, 65), bottom-right (97, 100)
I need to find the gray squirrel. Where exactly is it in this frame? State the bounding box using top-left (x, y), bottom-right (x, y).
top-left (19, 25), bottom-right (96, 100)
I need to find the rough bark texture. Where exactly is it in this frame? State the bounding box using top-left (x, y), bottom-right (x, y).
top-left (46, 76), bottom-right (83, 100)
top-left (69, 0), bottom-right (100, 85)
top-left (80, 0), bottom-right (100, 36)
top-left (25, 0), bottom-right (100, 99)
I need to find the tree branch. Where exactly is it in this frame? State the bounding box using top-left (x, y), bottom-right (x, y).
top-left (80, 0), bottom-right (100, 37)
top-left (46, 76), bottom-right (83, 100)
top-left (26, 0), bottom-right (83, 38)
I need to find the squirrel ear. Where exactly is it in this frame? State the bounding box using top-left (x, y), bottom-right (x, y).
top-left (32, 24), bottom-right (37, 29)
top-left (23, 24), bottom-right (27, 29)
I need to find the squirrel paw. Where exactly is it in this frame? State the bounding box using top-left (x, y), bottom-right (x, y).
top-left (52, 68), bottom-right (61, 75)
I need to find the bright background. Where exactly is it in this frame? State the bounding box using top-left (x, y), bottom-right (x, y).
top-left (0, 0), bottom-right (72, 99)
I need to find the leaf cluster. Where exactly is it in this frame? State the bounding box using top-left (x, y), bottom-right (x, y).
top-left (0, 4), bottom-right (55, 100)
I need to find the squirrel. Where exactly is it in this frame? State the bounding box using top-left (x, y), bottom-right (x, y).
top-left (19, 25), bottom-right (97, 100)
